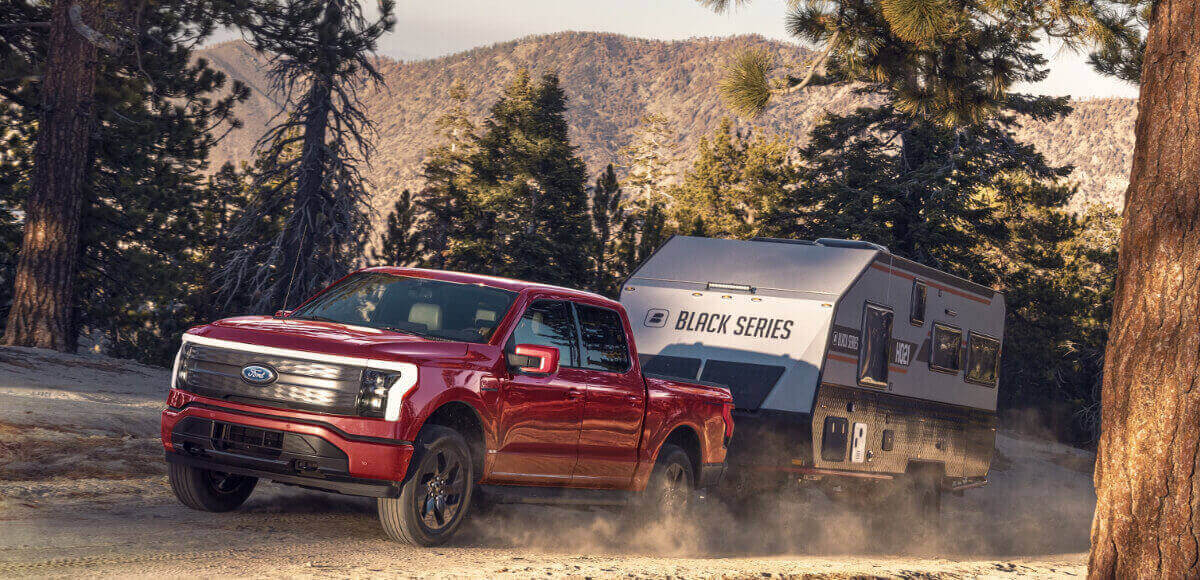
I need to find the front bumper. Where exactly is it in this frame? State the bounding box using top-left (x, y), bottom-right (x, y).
top-left (162, 392), bottom-right (414, 497)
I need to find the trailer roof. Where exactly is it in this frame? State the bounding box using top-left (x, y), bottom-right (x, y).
top-left (627, 236), bottom-right (881, 296)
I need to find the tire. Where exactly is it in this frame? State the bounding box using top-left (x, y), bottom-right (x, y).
top-left (377, 425), bottom-right (474, 546)
top-left (168, 462), bottom-right (257, 512)
top-left (640, 444), bottom-right (695, 520)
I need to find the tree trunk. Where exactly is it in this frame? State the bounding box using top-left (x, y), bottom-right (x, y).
top-left (1088, 0), bottom-right (1200, 575)
top-left (3, 0), bottom-right (103, 351)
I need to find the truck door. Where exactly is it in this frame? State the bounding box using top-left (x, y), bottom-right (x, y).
top-left (490, 299), bottom-right (585, 485)
top-left (569, 302), bottom-right (645, 488)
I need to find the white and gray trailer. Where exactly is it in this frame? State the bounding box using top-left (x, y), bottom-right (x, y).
top-left (620, 236), bottom-right (1003, 495)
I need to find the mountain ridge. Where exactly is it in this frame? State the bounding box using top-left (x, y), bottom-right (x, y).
top-left (199, 31), bottom-right (1135, 235)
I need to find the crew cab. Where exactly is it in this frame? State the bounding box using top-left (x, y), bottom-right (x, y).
top-left (161, 268), bottom-right (733, 545)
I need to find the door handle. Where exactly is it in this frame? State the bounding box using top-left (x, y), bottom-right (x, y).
top-left (565, 389), bottom-right (584, 400)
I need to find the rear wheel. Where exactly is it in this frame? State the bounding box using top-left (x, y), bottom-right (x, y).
top-left (168, 462), bottom-right (257, 512)
top-left (909, 469), bottom-right (943, 527)
top-left (377, 425), bottom-right (474, 546)
top-left (641, 444), bottom-right (694, 520)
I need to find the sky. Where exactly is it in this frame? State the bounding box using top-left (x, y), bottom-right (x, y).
top-left (215, 0), bottom-right (1136, 100)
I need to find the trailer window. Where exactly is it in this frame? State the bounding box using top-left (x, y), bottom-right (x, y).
top-left (930, 323), bottom-right (963, 373)
top-left (910, 281), bottom-right (927, 326)
top-left (574, 303), bottom-right (631, 373)
top-left (966, 332), bottom-right (1001, 386)
top-left (700, 360), bottom-right (786, 410)
top-left (508, 300), bottom-right (579, 367)
top-left (641, 355), bottom-right (702, 381)
top-left (858, 304), bottom-right (893, 388)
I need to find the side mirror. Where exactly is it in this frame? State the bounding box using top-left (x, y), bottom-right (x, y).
top-left (509, 344), bottom-right (559, 375)
top-left (274, 310), bottom-right (293, 318)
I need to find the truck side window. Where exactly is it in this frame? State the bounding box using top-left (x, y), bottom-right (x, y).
top-left (910, 281), bottom-right (927, 326)
top-left (966, 332), bottom-right (1001, 386)
top-left (509, 300), bottom-right (578, 367)
top-left (858, 303), bottom-right (893, 388)
top-left (574, 303), bottom-right (631, 373)
top-left (930, 322), bottom-right (963, 373)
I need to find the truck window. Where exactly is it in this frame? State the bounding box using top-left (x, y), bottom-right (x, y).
top-left (573, 303), bottom-right (631, 373)
top-left (509, 300), bottom-right (579, 367)
top-left (640, 355), bottom-right (702, 381)
top-left (930, 322), bottom-right (963, 373)
top-left (858, 303), bottom-right (893, 388)
top-left (966, 332), bottom-right (1001, 386)
top-left (700, 360), bottom-right (786, 410)
top-left (910, 281), bottom-right (927, 326)
top-left (290, 272), bottom-right (517, 343)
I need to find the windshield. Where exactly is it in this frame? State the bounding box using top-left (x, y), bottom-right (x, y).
top-left (291, 272), bottom-right (518, 343)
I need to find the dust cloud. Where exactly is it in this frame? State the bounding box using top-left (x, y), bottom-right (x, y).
top-left (429, 429), bottom-right (1096, 561)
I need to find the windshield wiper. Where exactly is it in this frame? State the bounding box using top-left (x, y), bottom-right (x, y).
top-left (291, 315), bottom-right (343, 324)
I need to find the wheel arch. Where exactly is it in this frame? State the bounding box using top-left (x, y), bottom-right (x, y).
top-left (419, 401), bottom-right (487, 479)
top-left (658, 424), bottom-right (703, 483)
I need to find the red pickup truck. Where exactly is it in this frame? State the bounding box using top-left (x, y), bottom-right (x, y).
top-left (161, 268), bottom-right (733, 545)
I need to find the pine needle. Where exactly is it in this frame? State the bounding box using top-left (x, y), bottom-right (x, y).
top-left (719, 49), bottom-right (775, 118)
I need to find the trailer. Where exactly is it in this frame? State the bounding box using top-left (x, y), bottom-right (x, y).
top-left (619, 236), bottom-right (1003, 510)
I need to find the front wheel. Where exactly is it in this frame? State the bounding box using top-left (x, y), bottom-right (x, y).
top-left (377, 425), bottom-right (474, 546)
top-left (168, 462), bottom-right (257, 512)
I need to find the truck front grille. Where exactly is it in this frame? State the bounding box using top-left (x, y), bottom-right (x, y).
top-left (179, 344), bottom-right (364, 415)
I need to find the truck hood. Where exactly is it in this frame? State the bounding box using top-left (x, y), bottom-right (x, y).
top-left (187, 316), bottom-right (472, 362)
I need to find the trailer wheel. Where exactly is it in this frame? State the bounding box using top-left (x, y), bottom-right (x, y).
top-left (642, 444), bottom-right (694, 520)
top-left (168, 463), bottom-right (257, 512)
top-left (910, 471), bottom-right (942, 525)
top-left (377, 425), bottom-right (474, 546)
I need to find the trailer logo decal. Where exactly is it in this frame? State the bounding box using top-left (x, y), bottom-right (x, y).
top-left (674, 310), bottom-right (794, 340)
top-left (829, 326), bottom-right (860, 355)
top-left (644, 309), bottom-right (669, 327)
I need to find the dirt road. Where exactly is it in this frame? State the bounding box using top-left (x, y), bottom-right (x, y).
top-left (0, 347), bottom-right (1095, 578)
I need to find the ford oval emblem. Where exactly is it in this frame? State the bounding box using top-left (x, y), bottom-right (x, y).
top-left (240, 364), bottom-right (277, 385)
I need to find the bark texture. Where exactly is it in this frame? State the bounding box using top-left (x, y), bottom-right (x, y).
top-left (1088, 0), bottom-right (1200, 576)
top-left (2, 0), bottom-right (103, 351)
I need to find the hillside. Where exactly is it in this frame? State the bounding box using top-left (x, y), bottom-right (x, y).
top-left (199, 32), bottom-right (1136, 235)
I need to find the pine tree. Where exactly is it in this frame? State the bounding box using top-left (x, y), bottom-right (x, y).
top-left (620, 113), bottom-right (679, 208)
top-left (444, 70), bottom-right (595, 288)
top-left (218, 0), bottom-right (395, 313)
top-left (670, 118), bottom-right (796, 239)
top-left (590, 164), bottom-right (626, 296)
top-left (371, 189), bottom-right (421, 267)
top-left (702, 0), bottom-right (1138, 126)
top-left (3, 0), bottom-right (113, 350)
top-left (1, 0), bottom-right (248, 356)
top-left (1088, 0), bottom-right (1200, 571)
top-left (414, 81), bottom-right (477, 270)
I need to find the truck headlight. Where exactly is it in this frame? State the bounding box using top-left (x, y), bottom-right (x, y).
top-left (357, 363), bottom-right (418, 421)
top-left (172, 345), bottom-right (193, 389)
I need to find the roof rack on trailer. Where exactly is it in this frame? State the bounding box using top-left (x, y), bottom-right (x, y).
top-left (749, 237), bottom-right (890, 253)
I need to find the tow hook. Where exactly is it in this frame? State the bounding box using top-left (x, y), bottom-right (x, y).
top-left (294, 459), bottom-right (320, 474)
